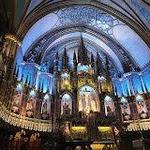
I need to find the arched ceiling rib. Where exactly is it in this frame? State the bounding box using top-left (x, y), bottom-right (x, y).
top-left (30, 0), bottom-right (149, 31)
top-left (20, 5), bottom-right (150, 72)
top-left (42, 38), bottom-right (119, 77)
top-left (1, 0), bottom-right (149, 36)
top-left (24, 25), bottom-right (138, 72)
top-left (17, 0), bottom-right (150, 46)
top-left (41, 32), bottom-right (123, 71)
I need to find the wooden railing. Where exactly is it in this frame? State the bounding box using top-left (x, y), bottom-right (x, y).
top-left (126, 120), bottom-right (150, 131)
top-left (0, 101), bottom-right (52, 132)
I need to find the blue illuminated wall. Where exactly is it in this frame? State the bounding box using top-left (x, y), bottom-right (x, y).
top-left (16, 62), bottom-right (54, 94)
top-left (15, 60), bottom-right (150, 97)
top-left (113, 69), bottom-right (150, 97)
top-left (142, 68), bottom-right (150, 92)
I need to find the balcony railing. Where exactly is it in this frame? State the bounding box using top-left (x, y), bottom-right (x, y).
top-left (0, 101), bottom-right (52, 132)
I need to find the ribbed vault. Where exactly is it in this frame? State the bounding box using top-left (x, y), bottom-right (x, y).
top-left (18, 0), bottom-right (150, 45)
top-left (24, 25), bottom-right (139, 73)
top-left (15, 4), bottom-right (150, 76)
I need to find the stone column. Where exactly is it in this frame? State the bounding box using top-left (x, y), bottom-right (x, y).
top-left (114, 96), bottom-right (122, 121)
top-left (3, 33), bottom-right (21, 57)
top-left (0, 33), bottom-right (20, 76)
top-left (0, 34), bottom-right (21, 108)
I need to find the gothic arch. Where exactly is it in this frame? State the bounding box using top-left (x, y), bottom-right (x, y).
top-left (17, 1), bottom-right (150, 46)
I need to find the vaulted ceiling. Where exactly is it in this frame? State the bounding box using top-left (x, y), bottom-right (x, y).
top-left (1, 0), bottom-right (150, 75)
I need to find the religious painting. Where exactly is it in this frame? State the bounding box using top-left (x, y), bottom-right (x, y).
top-left (61, 93), bottom-right (72, 115)
top-left (61, 72), bottom-right (71, 90)
top-left (78, 85), bottom-right (100, 114)
top-left (11, 84), bottom-right (23, 114)
top-left (135, 94), bottom-right (148, 119)
top-left (104, 96), bottom-right (115, 116)
top-left (120, 97), bottom-right (131, 121)
top-left (41, 94), bottom-right (51, 119)
top-left (26, 90), bottom-right (36, 118)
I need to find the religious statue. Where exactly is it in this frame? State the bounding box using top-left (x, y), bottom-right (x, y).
top-left (136, 99), bottom-right (148, 119)
top-left (26, 98), bottom-right (34, 117)
top-left (78, 86), bottom-right (99, 114)
top-left (11, 91), bottom-right (22, 113)
top-left (121, 103), bottom-right (131, 121)
top-left (63, 102), bottom-right (71, 115)
top-left (41, 101), bottom-right (48, 119)
top-left (61, 94), bottom-right (72, 115)
top-left (104, 96), bottom-right (115, 116)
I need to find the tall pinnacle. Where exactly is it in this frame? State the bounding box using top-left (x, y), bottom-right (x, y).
top-left (54, 51), bottom-right (59, 72)
top-left (73, 51), bottom-right (77, 71)
top-left (96, 52), bottom-right (103, 75)
top-left (73, 51), bottom-right (77, 65)
top-left (78, 35), bottom-right (89, 65)
top-left (91, 53), bottom-right (95, 67)
top-left (105, 55), bottom-right (111, 81)
top-left (62, 48), bottom-right (68, 69)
